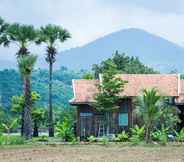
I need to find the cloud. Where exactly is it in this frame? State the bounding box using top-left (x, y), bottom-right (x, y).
top-left (0, 0), bottom-right (183, 61)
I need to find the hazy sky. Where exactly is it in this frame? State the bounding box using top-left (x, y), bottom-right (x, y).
top-left (0, 0), bottom-right (184, 59)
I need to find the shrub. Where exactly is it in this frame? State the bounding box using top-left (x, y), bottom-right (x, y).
top-left (115, 131), bottom-right (129, 142)
top-left (99, 136), bottom-right (109, 145)
top-left (87, 135), bottom-right (96, 143)
top-left (0, 135), bottom-right (25, 145)
top-left (152, 126), bottom-right (168, 145)
top-left (175, 128), bottom-right (184, 142)
top-left (130, 125), bottom-right (145, 145)
top-left (56, 117), bottom-right (74, 142)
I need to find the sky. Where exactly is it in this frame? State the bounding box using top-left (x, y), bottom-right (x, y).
top-left (0, 0), bottom-right (184, 60)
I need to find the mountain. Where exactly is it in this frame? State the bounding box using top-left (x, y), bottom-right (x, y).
top-left (56, 28), bottom-right (184, 73)
top-left (1, 28), bottom-right (184, 72)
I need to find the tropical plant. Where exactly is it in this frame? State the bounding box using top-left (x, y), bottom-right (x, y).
top-left (135, 88), bottom-right (161, 143)
top-left (56, 117), bottom-right (74, 141)
top-left (18, 55), bottom-right (37, 139)
top-left (175, 128), bottom-right (184, 142)
top-left (115, 131), bottom-right (129, 142)
top-left (82, 73), bottom-right (94, 79)
top-left (0, 23), bottom-right (37, 139)
top-left (130, 125), bottom-right (145, 144)
top-left (87, 135), bottom-right (97, 143)
top-left (1, 118), bottom-right (19, 135)
top-left (36, 24), bottom-right (71, 137)
top-left (99, 136), bottom-right (109, 145)
top-left (0, 17), bottom-right (9, 44)
top-left (152, 126), bottom-right (168, 145)
top-left (94, 60), bottom-right (127, 135)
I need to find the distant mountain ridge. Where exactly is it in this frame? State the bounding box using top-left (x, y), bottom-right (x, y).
top-left (1, 28), bottom-right (184, 73)
top-left (55, 28), bottom-right (184, 73)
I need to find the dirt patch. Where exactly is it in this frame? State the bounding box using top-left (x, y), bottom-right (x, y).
top-left (0, 144), bottom-right (184, 162)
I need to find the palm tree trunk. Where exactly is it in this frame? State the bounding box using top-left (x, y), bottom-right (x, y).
top-left (48, 61), bottom-right (54, 137)
top-left (23, 75), bottom-right (32, 139)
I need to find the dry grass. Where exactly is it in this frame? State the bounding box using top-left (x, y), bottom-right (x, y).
top-left (0, 143), bottom-right (184, 162)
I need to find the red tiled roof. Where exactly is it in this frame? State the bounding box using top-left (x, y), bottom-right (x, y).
top-left (70, 74), bottom-right (179, 104)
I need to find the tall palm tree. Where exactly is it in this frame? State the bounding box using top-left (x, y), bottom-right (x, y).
top-left (0, 23), bottom-right (37, 137)
top-left (36, 24), bottom-right (70, 137)
top-left (18, 55), bottom-right (37, 139)
top-left (136, 88), bottom-right (161, 143)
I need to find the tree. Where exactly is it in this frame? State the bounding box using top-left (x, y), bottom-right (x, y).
top-left (92, 51), bottom-right (157, 78)
top-left (0, 23), bottom-right (37, 138)
top-left (136, 88), bottom-right (161, 143)
top-left (94, 60), bottom-right (127, 135)
top-left (36, 24), bottom-right (71, 137)
top-left (18, 55), bottom-right (37, 139)
top-left (0, 17), bottom-right (9, 44)
top-left (11, 91), bottom-right (44, 137)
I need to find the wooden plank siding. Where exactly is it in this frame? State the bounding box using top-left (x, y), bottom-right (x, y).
top-left (76, 98), bottom-right (133, 138)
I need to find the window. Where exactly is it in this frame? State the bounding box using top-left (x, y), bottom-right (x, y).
top-left (119, 113), bottom-right (128, 126)
top-left (119, 100), bottom-right (129, 126)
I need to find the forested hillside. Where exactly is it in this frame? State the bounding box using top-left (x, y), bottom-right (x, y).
top-left (0, 67), bottom-right (85, 109)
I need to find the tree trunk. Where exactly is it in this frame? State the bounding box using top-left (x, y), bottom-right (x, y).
top-left (21, 111), bottom-right (24, 136)
top-left (33, 121), bottom-right (39, 137)
top-left (23, 75), bottom-right (32, 140)
top-left (48, 61), bottom-right (54, 137)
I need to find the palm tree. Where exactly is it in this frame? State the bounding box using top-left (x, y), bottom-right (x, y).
top-left (0, 23), bottom-right (37, 137)
top-left (136, 88), bottom-right (161, 143)
top-left (0, 17), bottom-right (9, 40)
top-left (36, 24), bottom-right (71, 137)
top-left (18, 55), bottom-right (37, 139)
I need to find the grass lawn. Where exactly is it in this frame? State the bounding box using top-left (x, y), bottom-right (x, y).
top-left (0, 143), bottom-right (184, 162)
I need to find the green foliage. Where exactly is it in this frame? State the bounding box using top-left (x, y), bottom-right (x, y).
top-left (18, 55), bottom-right (37, 76)
top-left (82, 72), bottom-right (94, 80)
top-left (152, 126), bottom-right (168, 145)
top-left (130, 125), bottom-right (145, 145)
top-left (175, 128), bottom-right (184, 142)
top-left (87, 135), bottom-right (97, 143)
top-left (1, 118), bottom-right (19, 134)
top-left (99, 136), bottom-right (109, 145)
top-left (92, 51), bottom-right (157, 78)
top-left (94, 60), bottom-right (127, 112)
top-left (0, 135), bottom-right (25, 145)
top-left (135, 88), bottom-right (161, 143)
top-left (115, 131), bottom-right (129, 142)
top-left (56, 117), bottom-right (74, 141)
top-left (35, 135), bottom-right (49, 142)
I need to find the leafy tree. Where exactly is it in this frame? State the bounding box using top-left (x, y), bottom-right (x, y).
top-left (0, 17), bottom-right (9, 45)
top-left (82, 72), bottom-right (94, 80)
top-left (136, 88), bottom-right (161, 143)
top-left (12, 91), bottom-right (42, 137)
top-left (36, 24), bottom-right (71, 137)
top-left (92, 51), bottom-right (157, 78)
top-left (18, 55), bottom-right (37, 139)
top-left (94, 60), bottom-right (127, 135)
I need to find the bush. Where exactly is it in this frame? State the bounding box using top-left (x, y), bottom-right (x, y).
top-left (87, 135), bottom-right (97, 143)
top-left (175, 128), bottom-right (184, 142)
top-left (56, 117), bottom-right (74, 142)
top-left (0, 135), bottom-right (25, 145)
top-left (99, 136), bottom-right (109, 145)
top-left (115, 131), bottom-right (129, 142)
top-left (152, 126), bottom-right (168, 145)
top-left (130, 125), bottom-right (145, 145)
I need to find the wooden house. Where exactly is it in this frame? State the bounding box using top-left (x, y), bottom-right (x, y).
top-left (70, 74), bottom-right (184, 138)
